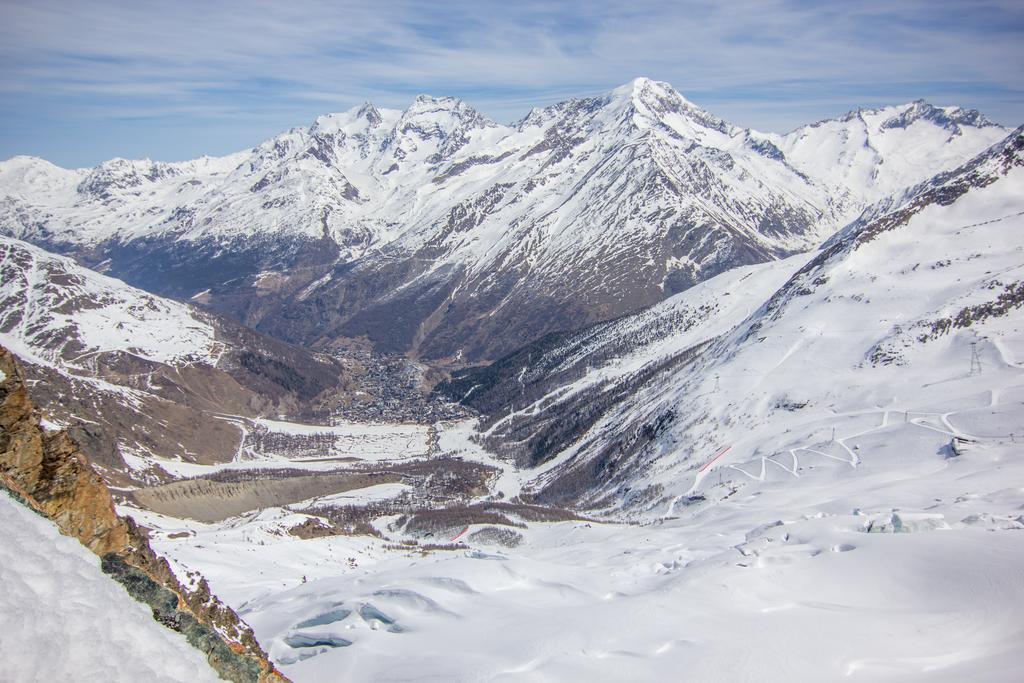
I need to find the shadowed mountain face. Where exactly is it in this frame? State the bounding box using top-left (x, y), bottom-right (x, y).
top-left (1, 79), bottom-right (1008, 363)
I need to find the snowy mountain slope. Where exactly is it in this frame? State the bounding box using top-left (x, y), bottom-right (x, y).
top-left (438, 254), bottom-right (809, 467)
top-left (0, 492), bottom-right (220, 683)
top-left (297, 79), bottom-right (843, 361)
top-left (440, 127), bottom-right (1024, 511)
top-left (0, 236), bottom-right (220, 368)
top-left (770, 100), bottom-right (1008, 206)
top-left (0, 235), bottom-right (348, 484)
top-left (2, 79), bottom-right (1008, 362)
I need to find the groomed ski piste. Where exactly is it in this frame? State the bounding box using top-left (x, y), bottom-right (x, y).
top-left (119, 132), bottom-right (1024, 682)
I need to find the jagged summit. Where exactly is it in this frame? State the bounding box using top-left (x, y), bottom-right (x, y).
top-left (398, 94), bottom-right (500, 133)
top-left (311, 102), bottom-right (398, 136)
top-left (880, 99), bottom-right (999, 131)
top-left (807, 99), bottom-right (1000, 133)
top-left (625, 78), bottom-right (732, 136)
top-left (77, 157), bottom-right (181, 198)
top-left (512, 77), bottom-right (731, 145)
top-left (355, 101), bottom-right (384, 126)
top-left (410, 93), bottom-right (468, 108)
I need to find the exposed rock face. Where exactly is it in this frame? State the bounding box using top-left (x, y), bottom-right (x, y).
top-left (0, 346), bottom-right (128, 555)
top-left (0, 346), bottom-right (287, 683)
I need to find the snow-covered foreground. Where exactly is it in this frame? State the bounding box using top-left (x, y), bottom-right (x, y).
top-left (0, 492), bottom-right (219, 683)
top-left (129, 398), bottom-right (1024, 682)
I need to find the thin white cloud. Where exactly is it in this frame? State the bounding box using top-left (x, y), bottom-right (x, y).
top-left (0, 0), bottom-right (1020, 164)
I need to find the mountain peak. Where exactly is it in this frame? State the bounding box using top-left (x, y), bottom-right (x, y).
top-left (401, 94), bottom-right (497, 131)
top-left (356, 101), bottom-right (383, 126)
top-left (610, 77), bottom-right (732, 136)
top-left (311, 101), bottom-right (396, 136)
top-left (409, 94), bottom-right (470, 113)
top-left (0, 155), bottom-right (66, 173)
top-left (613, 77), bottom-right (685, 101)
top-left (610, 77), bottom-right (692, 112)
top-left (825, 99), bottom-right (1001, 133)
top-left (880, 100), bottom-right (999, 132)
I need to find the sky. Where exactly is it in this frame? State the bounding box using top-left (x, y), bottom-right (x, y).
top-left (1, 0), bottom-right (1022, 168)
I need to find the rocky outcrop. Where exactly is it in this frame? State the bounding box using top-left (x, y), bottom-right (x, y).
top-left (0, 346), bottom-right (288, 683)
top-left (0, 347), bottom-right (128, 555)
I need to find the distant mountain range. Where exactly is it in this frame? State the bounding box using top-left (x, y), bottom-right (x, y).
top-left (0, 78), bottom-right (1010, 363)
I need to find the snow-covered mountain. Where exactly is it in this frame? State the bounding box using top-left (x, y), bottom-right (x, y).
top-left (770, 100), bottom-right (1007, 204)
top-left (442, 126), bottom-right (1024, 510)
top-left (3, 122), bottom-right (1019, 682)
top-left (1, 79), bottom-right (1009, 361)
top-left (0, 235), bottom-right (348, 484)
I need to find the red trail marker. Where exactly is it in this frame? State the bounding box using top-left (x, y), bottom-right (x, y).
top-left (699, 445), bottom-right (731, 473)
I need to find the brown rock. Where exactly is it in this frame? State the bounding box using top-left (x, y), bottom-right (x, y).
top-left (0, 346), bottom-right (288, 682)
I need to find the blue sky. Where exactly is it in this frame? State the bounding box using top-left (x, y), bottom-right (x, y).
top-left (1, 0), bottom-right (1021, 167)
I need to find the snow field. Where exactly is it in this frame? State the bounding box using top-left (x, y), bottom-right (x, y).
top-left (0, 493), bottom-right (219, 683)
top-left (137, 435), bottom-right (1024, 683)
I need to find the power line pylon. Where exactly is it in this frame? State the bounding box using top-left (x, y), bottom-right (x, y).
top-left (969, 342), bottom-right (983, 376)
